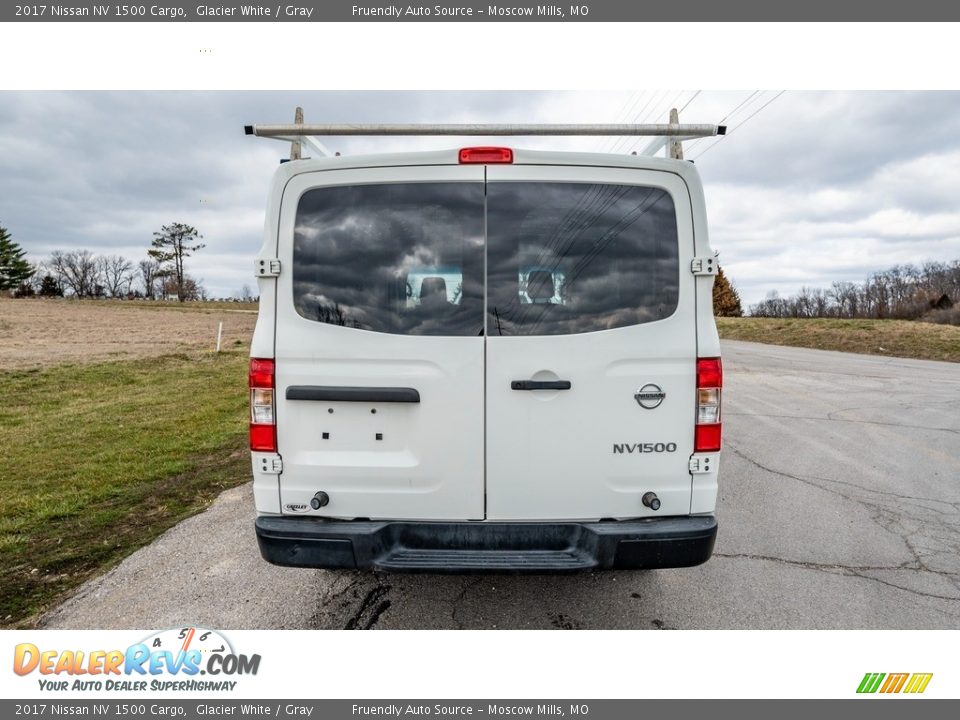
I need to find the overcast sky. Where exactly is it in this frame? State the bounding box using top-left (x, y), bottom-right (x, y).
top-left (1, 90), bottom-right (959, 306)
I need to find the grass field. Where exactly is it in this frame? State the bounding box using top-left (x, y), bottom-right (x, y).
top-left (717, 317), bottom-right (960, 363)
top-left (0, 298), bottom-right (256, 369)
top-left (0, 347), bottom-right (250, 626)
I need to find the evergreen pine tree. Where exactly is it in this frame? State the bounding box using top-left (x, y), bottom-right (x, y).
top-left (0, 224), bottom-right (34, 291)
top-left (713, 266), bottom-right (744, 317)
top-left (38, 274), bottom-right (64, 297)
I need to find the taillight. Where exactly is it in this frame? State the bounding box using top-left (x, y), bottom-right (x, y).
top-left (249, 358), bottom-right (276, 452)
top-left (695, 357), bottom-right (722, 453)
top-left (458, 147), bottom-right (513, 164)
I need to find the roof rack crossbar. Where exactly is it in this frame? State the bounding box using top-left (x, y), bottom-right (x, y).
top-left (244, 123), bottom-right (726, 138)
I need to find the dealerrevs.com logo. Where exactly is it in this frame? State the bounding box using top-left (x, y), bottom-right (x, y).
top-left (13, 627), bottom-right (260, 692)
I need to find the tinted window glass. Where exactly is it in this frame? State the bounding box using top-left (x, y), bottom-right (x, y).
top-left (293, 183), bottom-right (485, 336)
top-left (486, 182), bottom-right (679, 336)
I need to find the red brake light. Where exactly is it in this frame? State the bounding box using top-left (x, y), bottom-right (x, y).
top-left (697, 357), bottom-right (722, 389)
top-left (249, 358), bottom-right (276, 452)
top-left (459, 147), bottom-right (513, 164)
top-left (695, 424), bottom-right (722, 454)
top-left (250, 424), bottom-right (277, 452)
top-left (249, 358), bottom-right (275, 388)
top-left (695, 357), bottom-right (722, 453)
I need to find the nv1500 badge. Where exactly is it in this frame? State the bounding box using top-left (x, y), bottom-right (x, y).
top-left (634, 384), bottom-right (665, 409)
top-left (613, 442), bottom-right (678, 454)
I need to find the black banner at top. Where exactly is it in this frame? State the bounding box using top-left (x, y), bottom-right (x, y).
top-left (4, 0), bottom-right (960, 22)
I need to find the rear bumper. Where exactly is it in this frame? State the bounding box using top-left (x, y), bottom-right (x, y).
top-left (255, 515), bottom-right (717, 572)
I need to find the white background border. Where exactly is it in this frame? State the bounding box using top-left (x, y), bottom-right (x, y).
top-left (1, 18), bottom-right (957, 701)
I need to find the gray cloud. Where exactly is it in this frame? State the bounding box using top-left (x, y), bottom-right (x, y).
top-left (1, 91), bottom-right (959, 305)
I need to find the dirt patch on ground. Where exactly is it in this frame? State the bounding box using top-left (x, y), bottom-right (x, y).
top-left (0, 298), bottom-right (256, 369)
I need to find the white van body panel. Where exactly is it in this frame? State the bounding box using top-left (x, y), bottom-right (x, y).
top-left (485, 164), bottom-right (697, 520)
top-left (272, 165), bottom-right (486, 520)
top-left (251, 148), bottom-right (720, 528)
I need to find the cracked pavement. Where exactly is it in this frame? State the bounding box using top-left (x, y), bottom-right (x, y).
top-left (41, 340), bottom-right (960, 629)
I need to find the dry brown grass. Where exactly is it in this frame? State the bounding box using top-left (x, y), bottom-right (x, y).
top-left (0, 298), bottom-right (256, 369)
top-left (717, 317), bottom-right (960, 363)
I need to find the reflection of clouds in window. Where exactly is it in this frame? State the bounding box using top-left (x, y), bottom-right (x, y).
top-left (487, 183), bottom-right (679, 336)
top-left (293, 183), bottom-right (484, 336)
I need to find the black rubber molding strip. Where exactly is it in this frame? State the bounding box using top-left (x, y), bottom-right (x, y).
top-left (286, 386), bottom-right (420, 403)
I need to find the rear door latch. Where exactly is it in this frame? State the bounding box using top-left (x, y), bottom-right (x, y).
top-left (690, 256), bottom-right (717, 276)
top-left (688, 455), bottom-right (715, 474)
top-left (257, 455), bottom-right (283, 474)
top-left (255, 258), bottom-right (281, 277)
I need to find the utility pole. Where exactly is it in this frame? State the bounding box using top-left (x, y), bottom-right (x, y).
top-left (668, 107), bottom-right (684, 160)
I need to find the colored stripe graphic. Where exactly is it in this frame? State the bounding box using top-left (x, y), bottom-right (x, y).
top-left (904, 673), bottom-right (933, 694)
top-left (857, 673), bottom-right (885, 693)
top-left (880, 673), bottom-right (909, 693)
top-left (857, 672), bottom-right (932, 694)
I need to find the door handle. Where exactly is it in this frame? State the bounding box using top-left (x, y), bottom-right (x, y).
top-left (511, 380), bottom-right (572, 391)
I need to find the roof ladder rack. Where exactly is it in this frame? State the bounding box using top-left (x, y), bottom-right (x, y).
top-left (245, 108), bottom-right (726, 159)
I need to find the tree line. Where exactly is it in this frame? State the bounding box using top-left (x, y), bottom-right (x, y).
top-left (750, 259), bottom-right (960, 324)
top-left (0, 221), bottom-right (251, 302)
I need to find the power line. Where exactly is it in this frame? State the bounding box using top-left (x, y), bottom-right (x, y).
top-left (683, 90), bottom-right (761, 155)
top-left (599, 91), bottom-right (641, 152)
top-left (679, 90), bottom-right (701, 114)
top-left (623, 89), bottom-right (691, 155)
top-left (690, 90), bottom-right (786, 160)
top-left (611, 90), bottom-right (666, 153)
top-left (601, 90), bottom-right (649, 153)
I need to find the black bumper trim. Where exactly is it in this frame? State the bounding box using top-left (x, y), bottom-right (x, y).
top-left (255, 515), bottom-right (717, 572)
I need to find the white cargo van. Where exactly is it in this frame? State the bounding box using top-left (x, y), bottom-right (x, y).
top-left (246, 123), bottom-right (724, 571)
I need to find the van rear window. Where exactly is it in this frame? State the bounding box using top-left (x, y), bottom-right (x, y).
top-left (293, 180), bottom-right (679, 337)
top-left (486, 182), bottom-right (680, 336)
top-left (293, 182), bottom-right (485, 336)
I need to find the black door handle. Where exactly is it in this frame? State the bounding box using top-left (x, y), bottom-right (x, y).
top-left (511, 380), bottom-right (572, 391)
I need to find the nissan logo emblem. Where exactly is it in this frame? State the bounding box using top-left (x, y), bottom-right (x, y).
top-left (634, 384), bottom-right (666, 409)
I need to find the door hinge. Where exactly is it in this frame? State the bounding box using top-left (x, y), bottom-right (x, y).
top-left (257, 455), bottom-right (283, 474)
top-left (689, 454), bottom-right (715, 474)
top-left (690, 256), bottom-right (717, 276)
top-left (255, 258), bottom-right (281, 277)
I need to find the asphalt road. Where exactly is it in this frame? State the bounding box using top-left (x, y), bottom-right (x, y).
top-left (42, 340), bottom-right (960, 630)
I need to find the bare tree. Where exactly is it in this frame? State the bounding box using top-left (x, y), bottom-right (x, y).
top-left (49, 249), bottom-right (100, 298)
top-left (161, 274), bottom-right (204, 301)
top-left (138, 258), bottom-right (162, 299)
top-left (98, 254), bottom-right (135, 298)
top-left (148, 223), bottom-right (205, 302)
top-left (794, 287), bottom-right (815, 318)
top-left (748, 256), bottom-right (960, 323)
top-left (831, 281), bottom-right (859, 318)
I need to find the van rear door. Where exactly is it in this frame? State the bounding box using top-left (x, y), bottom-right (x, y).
top-left (274, 165), bottom-right (486, 520)
top-left (484, 164), bottom-right (697, 520)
